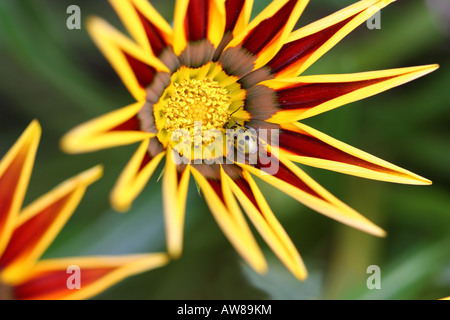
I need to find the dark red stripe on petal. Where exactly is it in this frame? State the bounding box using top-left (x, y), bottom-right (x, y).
top-left (0, 192), bottom-right (72, 269)
top-left (123, 52), bottom-right (156, 89)
top-left (241, 0), bottom-right (297, 55)
top-left (222, 164), bottom-right (259, 208)
top-left (278, 128), bottom-right (399, 176)
top-left (140, 138), bottom-right (166, 173)
top-left (267, 17), bottom-right (352, 75)
top-left (13, 267), bottom-right (115, 300)
top-left (109, 115), bottom-right (141, 132)
top-left (0, 147), bottom-right (27, 236)
top-left (138, 152), bottom-right (152, 173)
top-left (254, 152), bottom-right (323, 200)
top-left (185, 0), bottom-right (209, 42)
top-left (213, 0), bottom-right (246, 61)
top-left (276, 77), bottom-right (394, 111)
top-left (134, 6), bottom-right (167, 57)
top-left (208, 178), bottom-right (225, 203)
top-left (225, 0), bottom-right (246, 32)
top-left (176, 163), bottom-right (188, 181)
top-left (234, 178), bottom-right (259, 208)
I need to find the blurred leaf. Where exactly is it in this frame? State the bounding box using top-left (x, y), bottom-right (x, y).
top-left (0, 0), bottom-right (127, 131)
top-left (43, 184), bottom-right (167, 258)
top-left (242, 255), bottom-right (323, 300)
top-left (387, 185), bottom-right (450, 234)
top-left (340, 0), bottom-right (443, 70)
top-left (341, 236), bottom-right (450, 299)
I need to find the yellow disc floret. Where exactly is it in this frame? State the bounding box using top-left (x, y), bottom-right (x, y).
top-left (152, 63), bottom-right (248, 161)
top-left (164, 78), bottom-right (230, 145)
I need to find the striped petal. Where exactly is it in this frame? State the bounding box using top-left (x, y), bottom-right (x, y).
top-left (244, 65), bottom-right (439, 123)
top-left (173, 0), bottom-right (226, 66)
top-left (222, 164), bottom-right (307, 280)
top-left (110, 139), bottom-right (165, 212)
top-left (162, 149), bottom-right (190, 259)
top-left (240, 152), bottom-right (386, 237)
top-left (270, 122), bottom-right (430, 184)
top-left (109, 0), bottom-right (172, 55)
top-left (213, 0), bottom-right (254, 59)
top-left (190, 163), bottom-right (267, 273)
top-left (109, 0), bottom-right (179, 71)
top-left (224, 0), bottom-right (253, 36)
top-left (12, 253), bottom-right (168, 300)
top-left (60, 102), bottom-right (154, 154)
top-left (220, 0), bottom-right (309, 76)
top-left (0, 121), bottom-right (40, 257)
top-left (87, 17), bottom-right (169, 100)
top-left (242, 0), bottom-right (395, 87)
top-left (0, 166), bottom-right (103, 285)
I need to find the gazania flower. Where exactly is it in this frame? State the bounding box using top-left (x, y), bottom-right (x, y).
top-left (61, 0), bottom-right (437, 280)
top-left (0, 121), bottom-right (168, 300)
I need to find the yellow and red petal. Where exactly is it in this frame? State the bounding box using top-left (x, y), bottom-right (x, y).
top-left (60, 102), bottom-right (154, 154)
top-left (179, 0), bottom-right (213, 45)
top-left (12, 253), bottom-right (168, 300)
top-left (265, 121), bottom-right (430, 185)
top-left (87, 17), bottom-right (169, 100)
top-left (110, 139), bottom-right (165, 212)
top-left (190, 163), bottom-right (267, 273)
top-left (0, 166), bottom-right (103, 285)
top-left (220, 0), bottom-right (308, 77)
top-left (224, 0), bottom-right (253, 37)
top-left (244, 65), bottom-right (438, 123)
top-left (212, 0), bottom-right (254, 60)
top-left (240, 152), bottom-right (386, 237)
top-left (173, 0), bottom-right (226, 65)
top-left (0, 121), bottom-right (41, 258)
top-left (245, 0), bottom-right (396, 85)
top-left (109, 0), bottom-right (173, 56)
top-left (222, 164), bottom-right (307, 280)
top-left (162, 149), bottom-right (190, 259)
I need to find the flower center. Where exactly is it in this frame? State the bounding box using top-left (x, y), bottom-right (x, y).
top-left (164, 78), bottom-right (230, 142)
top-left (151, 63), bottom-right (249, 160)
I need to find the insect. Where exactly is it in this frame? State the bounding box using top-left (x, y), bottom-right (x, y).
top-left (225, 122), bottom-right (259, 156)
top-left (224, 106), bottom-right (260, 157)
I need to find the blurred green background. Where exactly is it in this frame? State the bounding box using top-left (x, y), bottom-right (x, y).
top-left (0, 0), bottom-right (449, 300)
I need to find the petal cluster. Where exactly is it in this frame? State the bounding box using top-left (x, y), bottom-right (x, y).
top-left (0, 121), bottom-right (168, 299)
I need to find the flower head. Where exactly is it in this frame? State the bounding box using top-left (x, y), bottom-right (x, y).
top-left (61, 0), bottom-right (438, 280)
top-left (0, 121), bottom-right (168, 299)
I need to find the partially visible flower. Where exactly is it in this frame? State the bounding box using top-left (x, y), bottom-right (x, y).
top-left (61, 0), bottom-right (437, 280)
top-left (0, 121), bottom-right (168, 300)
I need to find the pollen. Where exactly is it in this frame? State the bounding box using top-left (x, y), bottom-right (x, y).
top-left (163, 78), bottom-right (230, 146)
